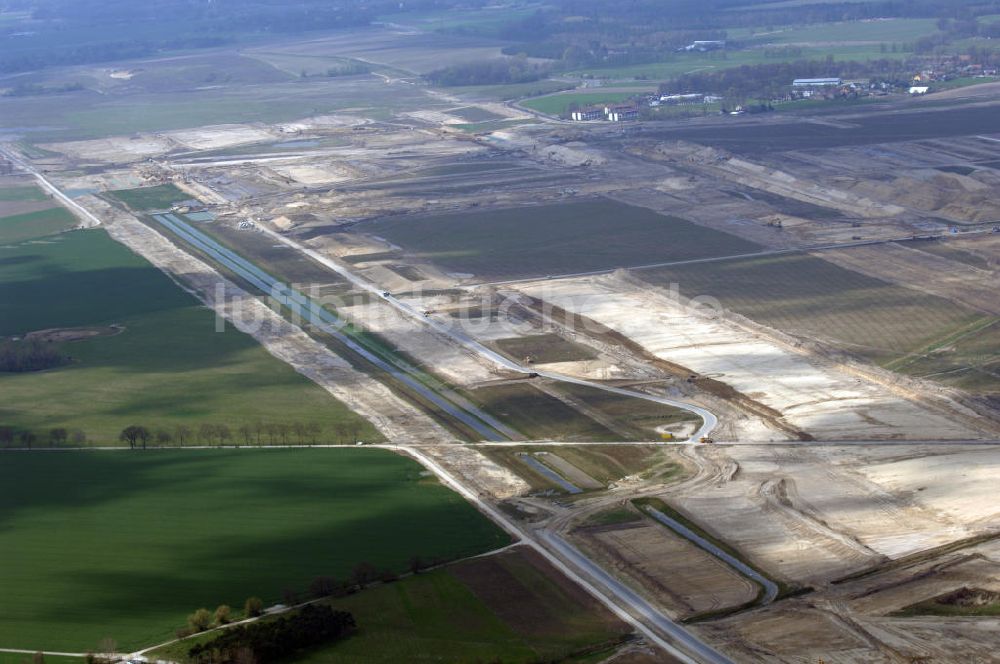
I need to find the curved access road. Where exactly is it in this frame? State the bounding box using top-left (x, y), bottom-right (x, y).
top-left (259, 226), bottom-right (718, 442)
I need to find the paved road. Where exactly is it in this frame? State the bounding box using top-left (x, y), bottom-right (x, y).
top-left (538, 531), bottom-right (735, 664)
top-left (646, 507), bottom-right (779, 604)
top-left (402, 446), bottom-right (729, 664)
top-left (152, 213), bottom-right (517, 442)
top-left (260, 226), bottom-right (718, 441)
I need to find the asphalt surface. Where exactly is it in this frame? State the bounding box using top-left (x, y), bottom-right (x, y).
top-left (538, 531), bottom-right (736, 664)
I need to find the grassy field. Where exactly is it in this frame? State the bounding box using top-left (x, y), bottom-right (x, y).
top-left (0, 227), bottom-right (380, 444)
top-left (0, 185), bottom-right (49, 202)
top-left (565, 42), bottom-right (907, 81)
top-left (495, 333), bottom-right (598, 364)
top-left (892, 588), bottom-right (1000, 617)
top-left (359, 199), bottom-right (761, 280)
top-left (109, 183), bottom-right (189, 211)
top-left (521, 91), bottom-right (647, 116)
top-left (0, 449), bottom-right (510, 652)
top-left (151, 547), bottom-right (628, 663)
top-left (642, 252), bottom-right (996, 376)
top-left (0, 207), bottom-right (78, 244)
top-left (0, 655), bottom-right (82, 664)
top-left (730, 18), bottom-right (939, 44)
top-left (485, 444), bottom-right (685, 491)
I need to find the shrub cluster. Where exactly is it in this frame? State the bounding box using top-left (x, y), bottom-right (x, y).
top-left (188, 605), bottom-right (355, 663)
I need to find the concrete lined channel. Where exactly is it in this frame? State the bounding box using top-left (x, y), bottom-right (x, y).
top-left (646, 506), bottom-right (779, 604)
top-left (517, 453), bottom-right (583, 494)
top-left (151, 213), bottom-right (517, 442)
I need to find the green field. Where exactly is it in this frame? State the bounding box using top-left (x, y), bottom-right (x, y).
top-left (109, 183), bottom-right (189, 211)
top-left (0, 185), bottom-right (49, 202)
top-left (642, 253), bottom-right (998, 392)
top-left (151, 547), bottom-right (627, 664)
top-left (893, 588), bottom-right (1000, 617)
top-left (360, 199), bottom-right (761, 280)
top-left (521, 91), bottom-right (646, 116)
top-left (0, 207), bottom-right (77, 244)
top-left (0, 226), bottom-right (380, 444)
top-left (0, 655), bottom-right (82, 664)
top-left (565, 42), bottom-right (908, 81)
top-left (731, 18), bottom-right (939, 44)
top-left (0, 449), bottom-right (510, 651)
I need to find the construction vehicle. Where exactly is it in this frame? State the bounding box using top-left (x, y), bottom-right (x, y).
top-left (699, 436), bottom-right (714, 444)
top-left (660, 432), bottom-right (675, 441)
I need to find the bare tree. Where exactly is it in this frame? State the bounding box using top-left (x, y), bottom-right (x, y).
top-left (119, 426), bottom-right (149, 449)
top-left (71, 429), bottom-right (87, 445)
top-left (198, 423), bottom-right (215, 445)
top-left (307, 422), bottom-right (322, 445)
top-left (49, 428), bottom-right (67, 447)
top-left (217, 424), bottom-right (231, 445)
top-left (264, 423), bottom-right (278, 445)
top-left (277, 423), bottom-right (291, 446)
top-left (293, 422), bottom-right (307, 445)
top-left (174, 424), bottom-right (191, 446)
top-left (238, 424), bottom-right (253, 446)
top-left (18, 430), bottom-right (36, 449)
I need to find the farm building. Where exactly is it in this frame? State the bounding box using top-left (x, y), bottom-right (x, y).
top-left (606, 105), bottom-right (638, 122)
top-left (571, 107), bottom-right (604, 121)
top-left (792, 78), bottom-right (842, 87)
top-left (681, 40), bottom-right (725, 52)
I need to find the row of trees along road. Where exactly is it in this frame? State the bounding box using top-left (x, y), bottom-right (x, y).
top-left (0, 421), bottom-right (364, 448)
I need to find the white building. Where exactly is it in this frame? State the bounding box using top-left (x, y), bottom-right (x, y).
top-left (792, 78), bottom-right (841, 87)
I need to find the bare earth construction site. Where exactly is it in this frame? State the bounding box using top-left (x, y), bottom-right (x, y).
top-left (4, 23), bottom-right (1000, 664)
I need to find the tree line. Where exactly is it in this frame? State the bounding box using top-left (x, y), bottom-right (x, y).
top-left (0, 420), bottom-right (364, 449)
top-left (0, 339), bottom-right (71, 373)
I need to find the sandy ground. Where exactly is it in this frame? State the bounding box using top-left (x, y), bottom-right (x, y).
top-left (575, 522), bottom-right (759, 618)
top-left (662, 443), bottom-right (1000, 592)
top-left (164, 124), bottom-right (277, 151)
top-left (43, 135), bottom-right (177, 162)
top-left (516, 274), bottom-right (979, 441)
top-left (857, 446), bottom-right (1000, 528)
top-left (697, 536), bottom-right (1000, 662)
top-left (269, 162), bottom-right (358, 185)
top-left (338, 299), bottom-right (501, 387)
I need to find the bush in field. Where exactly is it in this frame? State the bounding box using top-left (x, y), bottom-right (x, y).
top-left (188, 605), bottom-right (355, 663)
top-left (188, 608), bottom-right (213, 632)
top-left (214, 604), bottom-right (232, 626)
top-left (244, 597), bottom-right (264, 618)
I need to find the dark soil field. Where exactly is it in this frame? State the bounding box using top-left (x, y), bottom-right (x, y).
top-left (642, 252), bottom-right (987, 366)
top-left (639, 104), bottom-right (1000, 154)
top-left (358, 199), bottom-right (761, 280)
top-left (495, 333), bottom-right (599, 364)
top-left (468, 382), bottom-right (619, 441)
